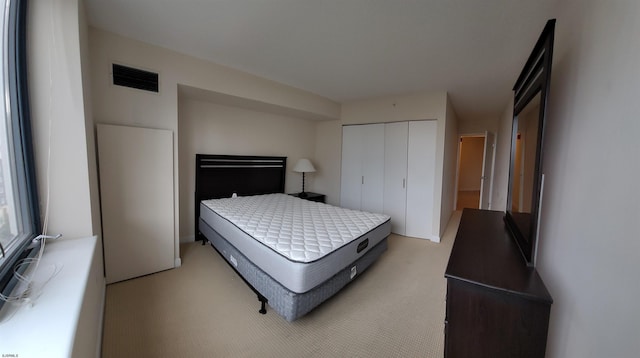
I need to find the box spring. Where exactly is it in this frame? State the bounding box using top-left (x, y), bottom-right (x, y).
top-left (199, 218), bottom-right (388, 321)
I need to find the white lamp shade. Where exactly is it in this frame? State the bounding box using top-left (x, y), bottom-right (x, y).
top-left (292, 158), bottom-right (316, 173)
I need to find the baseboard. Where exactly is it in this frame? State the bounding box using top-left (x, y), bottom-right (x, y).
top-left (415, 235), bottom-right (441, 243)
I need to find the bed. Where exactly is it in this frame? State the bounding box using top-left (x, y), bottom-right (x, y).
top-left (195, 154), bottom-right (391, 321)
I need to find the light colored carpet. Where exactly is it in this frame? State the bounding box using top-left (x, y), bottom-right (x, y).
top-left (102, 211), bottom-right (461, 358)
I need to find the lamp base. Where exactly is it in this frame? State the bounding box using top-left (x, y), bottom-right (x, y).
top-left (299, 192), bottom-right (308, 198)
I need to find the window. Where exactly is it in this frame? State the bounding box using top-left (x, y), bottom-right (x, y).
top-left (0, 0), bottom-right (41, 309)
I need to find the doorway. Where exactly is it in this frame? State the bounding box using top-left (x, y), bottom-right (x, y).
top-left (455, 132), bottom-right (495, 210)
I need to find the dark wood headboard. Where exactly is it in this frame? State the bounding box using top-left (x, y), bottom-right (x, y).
top-left (195, 154), bottom-right (287, 240)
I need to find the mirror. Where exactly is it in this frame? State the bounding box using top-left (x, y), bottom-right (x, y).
top-left (511, 93), bottom-right (540, 214)
top-left (505, 19), bottom-right (555, 266)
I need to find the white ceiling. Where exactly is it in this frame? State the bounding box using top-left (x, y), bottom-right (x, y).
top-left (85, 0), bottom-right (557, 121)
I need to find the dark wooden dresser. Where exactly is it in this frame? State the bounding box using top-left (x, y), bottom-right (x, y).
top-left (445, 209), bottom-right (552, 358)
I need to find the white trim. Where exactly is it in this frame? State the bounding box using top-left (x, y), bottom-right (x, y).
top-left (95, 277), bottom-right (106, 358)
top-left (487, 132), bottom-right (497, 210)
top-left (408, 234), bottom-right (440, 243)
top-left (455, 133), bottom-right (487, 209)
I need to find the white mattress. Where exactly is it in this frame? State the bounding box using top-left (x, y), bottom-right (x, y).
top-left (200, 193), bottom-right (390, 293)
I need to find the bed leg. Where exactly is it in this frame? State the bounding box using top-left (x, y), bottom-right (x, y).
top-left (258, 295), bottom-right (267, 314)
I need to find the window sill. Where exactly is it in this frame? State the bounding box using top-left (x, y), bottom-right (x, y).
top-left (0, 236), bottom-right (103, 357)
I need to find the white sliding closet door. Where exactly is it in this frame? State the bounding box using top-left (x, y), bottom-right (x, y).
top-left (341, 121), bottom-right (438, 240)
top-left (340, 125), bottom-right (363, 210)
top-left (406, 120), bottom-right (437, 239)
top-left (340, 124), bottom-right (384, 213)
top-left (360, 124), bottom-right (385, 213)
top-left (98, 124), bottom-right (175, 284)
top-left (384, 122), bottom-right (409, 235)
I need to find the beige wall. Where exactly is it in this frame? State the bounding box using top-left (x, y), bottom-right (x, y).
top-left (311, 119), bottom-right (343, 206)
top-left (178, 98), bottom-right (317, 240)
top-left (313, 120), bottom-right (343, 205)
top-left (536, 1), bottom-right (640, 356)
top-left (90, 29), bottom-right (339, 123)
top-left (457, 116), bottom-right (500, 135)
top-left (440, 96), bottom-right (458, 236)
top-left (29, 0), bottom-right (96, 239)
top-left (341, 92), bottom-right (447, 124)
top-left (78, 0), bottom-right (101, 241)
top-left (89, 28), bottom-right (340, 254)
top-left (28, 0), bottom-right (104, 356)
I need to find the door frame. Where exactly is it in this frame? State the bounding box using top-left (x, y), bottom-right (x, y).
top-left (454, 132), bottom-right (496, 210)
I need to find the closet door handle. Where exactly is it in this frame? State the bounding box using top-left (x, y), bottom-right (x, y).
top-left (362, 176), bottom-right (364, 185)
top-left (403, 178), bottom-right (406, 188)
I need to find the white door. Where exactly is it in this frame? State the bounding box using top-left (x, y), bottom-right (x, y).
top-left (383, 122), bottom-right (408, 235)
top-left (340, 125), bottom-right (363, 210)
top-left (340, 124), bottom-right (384, 212)
top-left (406, 120), bottom-right (437, 239)
top-left (480, 131), bottom-right (495, 209)
top-left (360, 124), bottom-right (385, 213)
top-left (98, 124), bottom-right (175, 283)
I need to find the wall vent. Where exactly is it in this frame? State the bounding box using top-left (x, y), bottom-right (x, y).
top-left (112, 64), bottom-right (159, 93)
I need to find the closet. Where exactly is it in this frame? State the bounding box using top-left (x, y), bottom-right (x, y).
top-left (340, 120), bottom-right (437, 240)
top-left (340, 124), bottom-right (385, 213)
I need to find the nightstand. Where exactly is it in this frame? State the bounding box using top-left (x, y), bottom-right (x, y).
top-left (289, 192), bottom-right (325, 203)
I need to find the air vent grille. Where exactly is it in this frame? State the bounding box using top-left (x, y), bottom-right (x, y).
top-left (112, 64), bottom-right (159, 93)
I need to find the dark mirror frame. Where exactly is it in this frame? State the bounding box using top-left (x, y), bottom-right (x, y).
top-left (505, 19), bottom-right (556, 266)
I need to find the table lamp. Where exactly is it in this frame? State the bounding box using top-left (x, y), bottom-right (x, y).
top-left (292, 158), bottom-right (316, 197)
